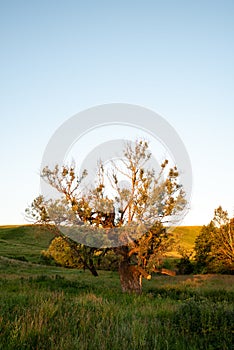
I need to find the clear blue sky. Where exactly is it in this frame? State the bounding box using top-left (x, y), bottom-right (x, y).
top-left (1, 0), bottom-right (234, 225)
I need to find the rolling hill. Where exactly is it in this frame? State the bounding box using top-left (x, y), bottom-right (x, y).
top-left (0, 225), bottom-right (202, 263)
top-left (0, 225), bottom-right (54, 263)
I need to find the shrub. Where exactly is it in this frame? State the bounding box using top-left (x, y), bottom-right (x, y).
top-left (41, 237), bottom-right (83, 268)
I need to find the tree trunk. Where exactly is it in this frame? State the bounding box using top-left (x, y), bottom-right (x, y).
top-left (119, 261), bottom-right (144, 294)
top-left (87, 258), bottom-right (98, 276)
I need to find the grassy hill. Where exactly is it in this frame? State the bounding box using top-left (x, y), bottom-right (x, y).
top-left (172, 226), bottom-right (202, 249)
top-left (0, 225), bottom-right (54, 263)
top-left (0, 225), bottom-right (202, 263)
top-left (166, 226), bottom-right (202, 258)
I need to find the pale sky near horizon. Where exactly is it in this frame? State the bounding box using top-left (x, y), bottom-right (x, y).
top-left (1, 0), bottom-right (234, 226)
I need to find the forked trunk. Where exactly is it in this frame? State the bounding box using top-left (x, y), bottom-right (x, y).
top-left (119, 261), bottom-right (143, 294)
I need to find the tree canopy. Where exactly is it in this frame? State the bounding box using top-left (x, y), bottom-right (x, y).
top-left (26, 140), bottom-right (186, 292)
top-left (194, 206), bottom-right (234, 273)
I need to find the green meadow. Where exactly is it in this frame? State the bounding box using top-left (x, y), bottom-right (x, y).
top-left (0, 225), bottom-right (233, 350)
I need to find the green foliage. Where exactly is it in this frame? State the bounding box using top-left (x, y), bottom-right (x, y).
top-left (41, 237), bottom-right (84, 268)
top-left (194, 207), bottom-right (234, 273)
top-left (176, 250), bottom-right (194, 275)
top-left (194, 223), bottom-right (216, 273)
top-left (95, 250), bottom-right (121, 271)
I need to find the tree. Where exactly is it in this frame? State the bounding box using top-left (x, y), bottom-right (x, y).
top-left (26, 140), bottom-right (186, 293)
top-left (194, 222), bottom-right (216, 273)
top-left (212, 207), bottom-right (234, 271)
top-left (41, 236), bottom-right (85, 268)
top-left (194, 206), bottom-right (234, 273)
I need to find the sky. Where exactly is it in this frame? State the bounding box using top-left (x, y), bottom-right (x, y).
top-left (0, 0), bottom-right (234, 226)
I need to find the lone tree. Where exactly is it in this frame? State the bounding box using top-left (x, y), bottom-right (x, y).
top-left (194, 206), bottom-right (234, 273)
top-left (26, 140), bottom-right (186, 293)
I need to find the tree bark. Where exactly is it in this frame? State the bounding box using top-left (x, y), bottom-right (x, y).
top-left (154, 267), bottom-right (176, 276)
top-left (119, 261), bottom-right (151, 294)
top-left (87, 258), bottom-right (98, 276)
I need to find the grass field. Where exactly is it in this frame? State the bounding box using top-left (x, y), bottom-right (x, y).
top-left (0, 225), bottom-right (233, 350)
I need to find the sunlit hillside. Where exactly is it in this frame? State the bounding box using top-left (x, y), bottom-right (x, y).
top-left (0, 225), bottom-right (202, 262)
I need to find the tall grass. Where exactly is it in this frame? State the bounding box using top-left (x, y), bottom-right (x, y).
top-left (0, 225), bottom-right (233, 349)
top-left (1, 270), bottom-right (233, 350)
